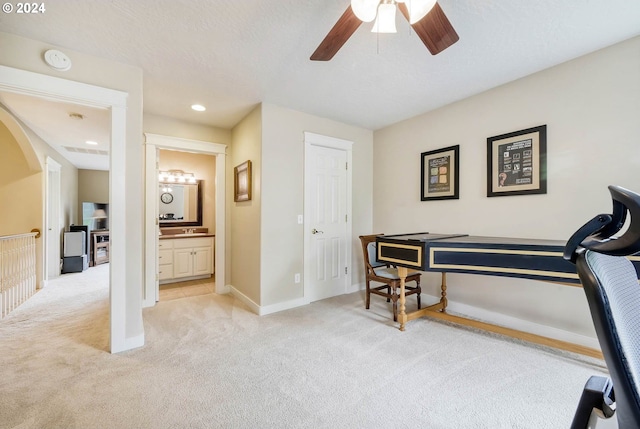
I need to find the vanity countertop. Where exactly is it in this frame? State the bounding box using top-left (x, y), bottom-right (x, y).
top-left (159, 233), bottom-right (215, 240)
top-left (159, 227), bottom-right (213, 239)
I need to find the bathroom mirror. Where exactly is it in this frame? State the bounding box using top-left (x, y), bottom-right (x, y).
top-left (159, 180), bottom-right (202, 226)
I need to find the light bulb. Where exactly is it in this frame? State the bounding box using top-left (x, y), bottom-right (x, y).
top-left (351, 0), bottom-right (380, 22)
top-left (371, 2), bottom-right (397, 33)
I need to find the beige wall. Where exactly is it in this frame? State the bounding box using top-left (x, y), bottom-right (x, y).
top-left (143, 113), bottom-right (231, 145)
top-left (373, 36), bottom-right (640, 345)
top-left (77, 169), bottom-right (109, 223)
top-left (158, 150), bottom-right (216, 233)
top-left (0, 120), bottom-right (42, 236)
top-left (0, 31), bottom-right (144, 348)
top-left (1, 106), bottom-right (79, 231)
top-left (230, 105), bottom-right (262, 304)
top-left (260, 103), bottom-right (374, 307)
top-left (228, 103), bottom-right (374, 309)
top-left (1, 105), bottom-right (78, 286)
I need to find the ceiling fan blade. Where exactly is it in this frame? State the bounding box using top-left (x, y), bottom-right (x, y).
top-left (398, 2), bottom-right (459, 55)
top-left (310, 6), bottom-right (362, 61)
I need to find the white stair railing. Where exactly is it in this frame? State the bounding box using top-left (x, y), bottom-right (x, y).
top-left (0, 230), bottom-right (39, 319)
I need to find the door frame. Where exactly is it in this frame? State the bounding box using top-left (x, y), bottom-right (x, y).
top-left (45, 156), bottom-right (61, 283)
top-left (143, 133), bottom-right (227, 307)
top-left (0, 65), bottom-right (131, 353)
top-left (303, 132), bottom-right (353, 301)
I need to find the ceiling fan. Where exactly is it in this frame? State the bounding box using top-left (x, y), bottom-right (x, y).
top-left (310, 0), bottom-right (459, 61)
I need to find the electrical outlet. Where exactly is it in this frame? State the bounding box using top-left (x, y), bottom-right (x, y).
top-left (294, 273), bottom-right (301, 283)
top-left (297, 215), bottom-right (303, 224)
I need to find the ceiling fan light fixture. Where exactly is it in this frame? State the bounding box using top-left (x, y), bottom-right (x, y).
top-left (311, 0), bottom-right (458, 61)
top-left (351, 0), bottom-right (380, 22)
top-left (371, 2), bottom-right (397, 33)
top-left (403, 0), bottom-right (437, 24)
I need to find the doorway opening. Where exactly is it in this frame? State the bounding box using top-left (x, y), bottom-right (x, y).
top-left (143, 133), bottom-right (227, 307)
top-left (157, 149), bottom-right (217, 301)
top-left (0, 64), bottom-right (132, 353)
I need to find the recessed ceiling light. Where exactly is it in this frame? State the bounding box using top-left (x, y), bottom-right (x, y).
top-left (86, 140), bottom-right (98, 145)
top-left (191, 104), bottom-right (206, 112)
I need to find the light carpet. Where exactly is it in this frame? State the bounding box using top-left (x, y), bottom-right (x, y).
top-left (0, 265), bottom-right (608, 429)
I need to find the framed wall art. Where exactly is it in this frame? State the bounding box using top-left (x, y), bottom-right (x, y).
top-left (421, 145), bottom-right (459, 201)
top-left (234, 160), bottom-right (252, 202)
top-left (487, 125), bottom-right (547, 197)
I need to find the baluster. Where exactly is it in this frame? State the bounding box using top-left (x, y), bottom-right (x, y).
top-left (0, 232), bottom-right (39, 318)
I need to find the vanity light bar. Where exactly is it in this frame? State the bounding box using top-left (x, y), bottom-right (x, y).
top-left (158, 170), bottom-right (197, 184)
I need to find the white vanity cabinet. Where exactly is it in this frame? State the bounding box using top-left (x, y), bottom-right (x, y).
top-left (158, 239), bottom-right (174, 281)
top-left (159, 236), bottom-right (214, 284)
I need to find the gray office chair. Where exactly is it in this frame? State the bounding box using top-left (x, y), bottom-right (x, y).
top-left (564, 185), bottom-right (640, 429)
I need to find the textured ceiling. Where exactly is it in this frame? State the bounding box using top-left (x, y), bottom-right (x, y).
top-left (1, 0), bottom-right (640, 134)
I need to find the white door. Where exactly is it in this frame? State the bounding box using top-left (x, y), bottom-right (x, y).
top-left (45, 157), bottom-right (61, 281)
top-left (146, 145), bottom-right (159, 302)
top-left (305, 144), bottom-right (349, 302)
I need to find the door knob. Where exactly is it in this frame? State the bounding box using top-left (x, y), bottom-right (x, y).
top-left (312, 228), bottom-right (324, 234)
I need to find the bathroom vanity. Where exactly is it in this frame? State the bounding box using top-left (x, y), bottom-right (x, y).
top-left (159, 229), bottom-right (214, 284)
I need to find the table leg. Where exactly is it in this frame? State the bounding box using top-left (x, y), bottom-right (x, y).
top-left (397, 266), bottom-right (408, 331)
top-left (440, 272), bottom-right (448, 312)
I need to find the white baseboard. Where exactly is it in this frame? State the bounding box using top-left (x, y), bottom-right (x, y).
top-left (111, 332), bottom-right (145, 354)
top-left (258, 297), bottom-right (309, 316)
top-left (441, 297), bottom-right (601, 350)
top-left (228, 285), bottom-right (309, 316)
top-left (346, 282), bottom-right (364, 294)
top-left (354, 286), bottom-right (599, 350)
top-left (228, 285), bottom-right (260, 314)
top-left (228, 281), bottom-right (598, 349)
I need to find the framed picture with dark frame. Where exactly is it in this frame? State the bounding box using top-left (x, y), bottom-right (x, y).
top-left (487, 125), bottom-right (547, 197)
top-left (420, 145), bottom-right (460, 201)
top-left (234, 160), bottom-right (252, 202)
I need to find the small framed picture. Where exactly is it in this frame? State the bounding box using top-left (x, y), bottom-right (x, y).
top-left (421, 145), bottom-right (459, 201)
top-left (234, 160), bottom-right (252, 202)
top-left (487, 125), bottom-right (547, 197)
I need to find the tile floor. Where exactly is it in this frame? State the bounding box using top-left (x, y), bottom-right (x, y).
top-left (159, 277), bottom-right (215, 301)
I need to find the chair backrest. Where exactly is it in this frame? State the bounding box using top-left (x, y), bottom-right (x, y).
top-left (576, 250), bottom-right (640, 428)
top-left (565, 185), bottom-right (640, 428)
top-left (359, 234), bottom-right (385, 275)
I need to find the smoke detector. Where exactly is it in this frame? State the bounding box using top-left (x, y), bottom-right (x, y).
top-left (43, 49), bottom-right (72, 71)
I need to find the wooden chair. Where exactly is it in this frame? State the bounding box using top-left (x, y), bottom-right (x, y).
top-left (359, 234), bottom-right (421, 321)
